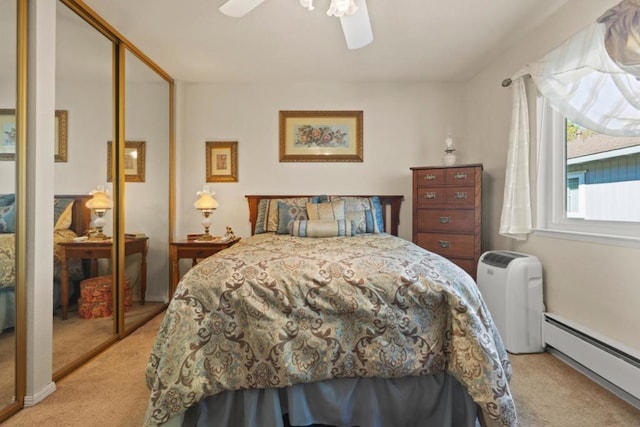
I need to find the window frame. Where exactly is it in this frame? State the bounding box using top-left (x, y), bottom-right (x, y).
top-left (534, 97), bottom-right (640, 249)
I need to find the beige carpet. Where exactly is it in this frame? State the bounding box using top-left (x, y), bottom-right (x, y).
top-left (4, 312), bottom-right (640, 426)
top-left (510, 352), bottom-right (640, 426)
top-left (0, 302), bottom-right (163, 409)
top-left (52, 301), bottom-right (165, 372)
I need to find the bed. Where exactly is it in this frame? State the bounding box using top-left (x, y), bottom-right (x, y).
top-left (0, 194), bottom-right (91, 331)
top-left (144, 195), bottom-right (517, 427)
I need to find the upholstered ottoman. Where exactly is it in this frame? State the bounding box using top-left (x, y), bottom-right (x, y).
top-left (78, 275), bottom-right (132, 319)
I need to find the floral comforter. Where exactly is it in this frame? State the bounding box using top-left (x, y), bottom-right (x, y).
top-left (145, 233), bottom-right (517, 426)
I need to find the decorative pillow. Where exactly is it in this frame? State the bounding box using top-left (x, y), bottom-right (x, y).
top-left (0, 204), bottom-right (16, 234)
top-left (54, 198), bottom-right (75, 230)
top-left (345, 209), bottom-right (376, 234)
top-left (0, 194), bottom-right (15, 207)
top-left (255, 197), bottom-right (311, 234)
top-left (329, 196), bottom-right (384, 233)
top-left (0, 194), bottom-right (16, 234)
top-left (276, 202), bottom-right (308, 234)
top-left (306, 200), bottom-right (345, 221)
top-left (289, 219), bottom-right (356, 238)
top-left (311, 195), bottom-right (329, 203)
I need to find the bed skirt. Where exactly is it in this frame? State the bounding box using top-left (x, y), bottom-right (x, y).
top-left (166, 373), bottom-right (479, 427)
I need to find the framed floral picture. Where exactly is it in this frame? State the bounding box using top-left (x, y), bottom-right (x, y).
top-left (206, 140), bottom-right (238, 182)
top-left (107, 140), bottom-right (146, 182)
top-left (279, 110), bottom-right (363, 162)
top-left (0, 109), bottom-right (68, 161)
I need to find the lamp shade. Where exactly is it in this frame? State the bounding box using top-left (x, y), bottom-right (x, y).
top-left (194, 187), bottom-right (219, 210)
top-left (86, 187), bottom-right (113, 211)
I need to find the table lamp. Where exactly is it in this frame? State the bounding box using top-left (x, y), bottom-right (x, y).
top-left (86, 185), bottom-right (113, 240)
top-left (194, 186), bottom-right (219, 240)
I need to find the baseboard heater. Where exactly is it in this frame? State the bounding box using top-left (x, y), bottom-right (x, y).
top-left (542, 313), bottom-right (640, 409)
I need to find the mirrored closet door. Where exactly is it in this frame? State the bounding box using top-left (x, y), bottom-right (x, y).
top-left (122, 48), bottom-right (171, 333)
top-left (0, 0), bottom-right (20, 418)
top-left (52, 0), bottom-right (117, 377)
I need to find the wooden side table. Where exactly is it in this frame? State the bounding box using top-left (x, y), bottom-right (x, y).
top-left (57, 237), bottom-right (148, 320)
top-left (169, 237), bottom-right (240, 295)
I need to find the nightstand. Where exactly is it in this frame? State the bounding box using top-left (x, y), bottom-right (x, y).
top-left (169, 237), bottom-right (240, 295)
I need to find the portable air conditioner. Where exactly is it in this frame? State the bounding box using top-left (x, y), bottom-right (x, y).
top-left (477, 250), bottom-right (544, 354)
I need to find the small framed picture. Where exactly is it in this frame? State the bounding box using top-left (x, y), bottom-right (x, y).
top-left (206, 141), bottom-right (238, 182)
top-left (279, 110), bottom-right (363, 162)
top-left (107, 140), bottom-right (146, 182)
top-left (0, 109), bottom-right (68, 161)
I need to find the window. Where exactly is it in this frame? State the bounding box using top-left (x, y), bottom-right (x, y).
top-left (536, 98), bottom-right (640, 247)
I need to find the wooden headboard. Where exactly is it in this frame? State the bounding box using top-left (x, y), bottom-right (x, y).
top-left (56, 194), bottom-right (93, 236)
top-left (246, 195), bottom-right (404, 236)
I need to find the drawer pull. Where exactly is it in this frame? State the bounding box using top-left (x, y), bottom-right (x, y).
top-left (454, 192), bottom-right (468, 199)
top-left (454, 172), bottom-right (468, 180)
top-left (438, 240), bottom-right (451, 248)
top-left (439, 216), bottom-right (451, 224)
top-left (423, 174), bottom-right (437, 181)
top-left (424, 192), bottom-right (437, 199)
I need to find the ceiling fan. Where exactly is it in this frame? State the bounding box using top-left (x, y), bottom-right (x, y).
top-left (219, 0), bottom-right (373, 50)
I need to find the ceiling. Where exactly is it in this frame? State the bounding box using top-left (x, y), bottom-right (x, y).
top-left (82, 0), bottom-right (569, 84)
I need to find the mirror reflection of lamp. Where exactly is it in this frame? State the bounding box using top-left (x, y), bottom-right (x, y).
top-left (86, 186), bottom-right (113, 240)
top-left (194, 186), bottom-right (219, 241)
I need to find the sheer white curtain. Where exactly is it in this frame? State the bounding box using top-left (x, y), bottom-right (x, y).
top-left (499, 0), bottom-right (640, 240)
top-left (499, 77), bottom-right (532, 240)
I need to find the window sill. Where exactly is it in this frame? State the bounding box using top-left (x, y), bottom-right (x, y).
top-left (533, 228), bottom-right (640, 250)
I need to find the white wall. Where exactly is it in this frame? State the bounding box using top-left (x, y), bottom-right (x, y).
top-left (466, 0), bottom-right (640, 353)
top-left (176, 82), bottom-right (466, 241)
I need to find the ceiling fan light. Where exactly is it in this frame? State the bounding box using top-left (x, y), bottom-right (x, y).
top-left (327, 0), bottom-right (358, 17)
top-left (299, 0), bottom-right (314, 11)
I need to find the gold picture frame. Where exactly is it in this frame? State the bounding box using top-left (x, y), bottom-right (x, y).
top-left (0, 109), bottom-right (68, 161)
top-left (279, 110), bottom-right (363, 162)
top-left (107, 140), bottom-right (146, 182)
top-left (206, 140), bottom-right (238, 182)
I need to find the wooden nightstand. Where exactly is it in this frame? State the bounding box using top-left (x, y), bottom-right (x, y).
top-left (169, 237), bottom-right (240, 295)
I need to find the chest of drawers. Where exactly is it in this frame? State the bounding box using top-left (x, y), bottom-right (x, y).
top-left (411, 164), bottom-right (482, 279)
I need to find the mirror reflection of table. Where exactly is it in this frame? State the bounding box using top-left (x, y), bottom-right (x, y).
top-left (57, 237), bottom-right (148, 320)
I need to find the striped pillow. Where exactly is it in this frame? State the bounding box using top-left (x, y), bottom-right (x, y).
top-left (289, 219), bottom-right (356, 238)
top-left (254, 197), bottom-right (311, 234)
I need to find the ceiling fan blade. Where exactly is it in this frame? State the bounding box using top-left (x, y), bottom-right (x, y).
top-left (219, 0), bottom-right (265, 18)
top-left (339, 0), bottom-right (373, 49)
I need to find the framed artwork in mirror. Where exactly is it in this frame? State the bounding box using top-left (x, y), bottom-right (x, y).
top-left (206, 140), bottom-right (238, 182)
top-left (0, 109), bottom-right (68, 161)
top-left (107, 140), bottom-right (146, 182)
top-left (54, 110), bottom-right (68, 162)
top-left (279, 110), bottom-right (363, 162)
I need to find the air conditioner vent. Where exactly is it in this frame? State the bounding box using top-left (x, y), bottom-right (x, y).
top-left (481, 250), bottom-right (527, 268)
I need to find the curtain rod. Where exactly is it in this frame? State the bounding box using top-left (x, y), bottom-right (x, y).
top-left (501, 78), bottom-right (512, 87)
